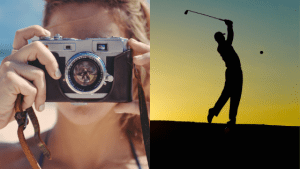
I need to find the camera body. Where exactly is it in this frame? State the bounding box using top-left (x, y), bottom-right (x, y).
top-left (29, 34), bottom-right (133, 103)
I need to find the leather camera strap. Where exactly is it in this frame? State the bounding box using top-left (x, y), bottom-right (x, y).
top-left (14, 94), bottom-right (52, 169)
top-left (14, 65), bottom-right (150, 169)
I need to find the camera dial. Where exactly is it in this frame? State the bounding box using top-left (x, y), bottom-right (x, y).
top-left (54, 34), bottom-right (62, 40)
top-left (40, 36), bottom-right (51, 40)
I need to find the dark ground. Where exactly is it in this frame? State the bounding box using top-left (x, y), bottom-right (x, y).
top-left (151, 120), bottom-right (299, 168)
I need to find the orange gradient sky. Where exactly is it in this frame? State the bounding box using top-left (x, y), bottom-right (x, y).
top-left (150, 0), bottom-right (299, 126)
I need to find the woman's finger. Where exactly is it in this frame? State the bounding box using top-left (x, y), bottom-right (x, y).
top-left (0, 71), bottom-right (37, 112)
top-left (11, 49), bottom-right (18, 55)
top-left (133, 52), bottom-right (150, 72)
top-left (0, 71), bottom-right (37, 129)
top-left (114, 100), bottom-right (150, 117)
top-left (13, 25), bottom-right (51, 50)
top-left (128, 38), bottom-right (150, 56)
top-left (0, 61), bottom-right (47, 112)
top-left (6, 41), bottom-right (61, 80)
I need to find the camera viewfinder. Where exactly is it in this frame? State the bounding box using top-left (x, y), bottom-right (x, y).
top-left (97, 44), bottom-right (107, 51)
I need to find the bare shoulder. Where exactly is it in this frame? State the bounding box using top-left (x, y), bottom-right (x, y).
top-left (0, 131), bottom-right (49, 168)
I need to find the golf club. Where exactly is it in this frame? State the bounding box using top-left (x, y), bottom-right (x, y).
top-left (184, 10), bottom-right (225, 21)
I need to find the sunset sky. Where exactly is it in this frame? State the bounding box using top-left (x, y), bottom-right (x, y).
top-left (150, 0), bottom-right (299, 126)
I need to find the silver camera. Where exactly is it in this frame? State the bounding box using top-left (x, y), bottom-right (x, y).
top-left (30, 34), bottom-right (133, 102)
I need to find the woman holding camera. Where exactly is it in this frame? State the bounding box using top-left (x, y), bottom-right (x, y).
top-left (0, 0), bottom-right (150, 168)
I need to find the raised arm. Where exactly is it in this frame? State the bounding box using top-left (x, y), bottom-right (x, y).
top-left (224, 20), bottom-right (233, 45)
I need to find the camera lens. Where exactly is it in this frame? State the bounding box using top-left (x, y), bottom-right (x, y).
top-left (73, 60), bottom-right (98, 86)
top-left (65, 52), bottom-right (106, 94)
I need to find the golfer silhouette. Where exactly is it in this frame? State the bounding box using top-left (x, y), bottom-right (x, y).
top-left (207, 20), bottom-right (243, 132)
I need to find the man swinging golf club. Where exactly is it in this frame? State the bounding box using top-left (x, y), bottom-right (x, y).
top-left (207, 19), bottom-right (243, 133)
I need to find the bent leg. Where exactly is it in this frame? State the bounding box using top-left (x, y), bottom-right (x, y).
top-left (213, 82), bottom-right (230, 116)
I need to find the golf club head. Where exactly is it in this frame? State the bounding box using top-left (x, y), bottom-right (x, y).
top-left (184, 10), bottom-right (188, 15)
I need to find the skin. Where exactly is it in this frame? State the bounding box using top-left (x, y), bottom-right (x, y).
top-left (0, 3), bottom-right (149, 169)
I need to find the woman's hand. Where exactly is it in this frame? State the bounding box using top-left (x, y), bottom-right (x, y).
top-left (114, 38), bottom-right (150, 118)
top-left (0, 25), bottom-right (61, 129)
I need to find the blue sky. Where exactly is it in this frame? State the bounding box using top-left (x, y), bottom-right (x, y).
top-left (0, 0), bottom-right (45, 58)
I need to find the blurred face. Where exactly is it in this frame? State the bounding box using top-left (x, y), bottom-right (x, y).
top-left (46, 3), bottom-right (127, 125)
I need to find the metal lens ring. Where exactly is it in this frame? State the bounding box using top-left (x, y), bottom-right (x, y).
top-left (65, 52), bottom-right (106, 94)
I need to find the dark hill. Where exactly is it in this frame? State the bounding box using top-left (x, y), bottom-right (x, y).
top-left (151, 120), bottom-right (299, 168)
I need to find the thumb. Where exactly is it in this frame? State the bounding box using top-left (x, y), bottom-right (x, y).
top-left (114, 101), bottom-right (150, 117)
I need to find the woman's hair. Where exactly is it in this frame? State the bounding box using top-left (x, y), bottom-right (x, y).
top-left (43, 0), bottom-right (150, 152)
top-left (43, 0), bottom-right (150, 44)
